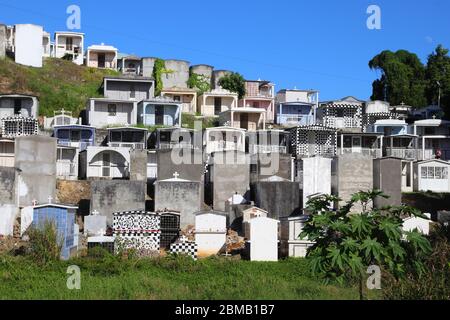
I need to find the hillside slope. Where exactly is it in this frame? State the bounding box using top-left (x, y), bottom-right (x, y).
top-left (0, 57), bottom-right (118, 117)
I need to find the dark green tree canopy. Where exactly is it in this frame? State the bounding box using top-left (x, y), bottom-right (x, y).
top-left (426, 45), bottom-right (450, 116)
top-left (369, 50), bottom-right (427, 107)
top-left (369, 45), bottom-right (450, 118)
top-left (218, 72), bottom-right (246, 99)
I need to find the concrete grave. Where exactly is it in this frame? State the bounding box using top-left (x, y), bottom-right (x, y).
top-left (373, 157), bottom-right (402, 208)
top-left (403, 213), bottom-right (431, 236)
top-left (253, 178), bottom-right (301, 219)
top-left (0, 167), bottom-right (16, 205)
top-left (15, 136), bottom-right (57, 207)
top-left (90, 180), bottom-right (146, 224)
top-left (195, 210), bottom-right (228, 257)
top-left (84, 211), bottom-right (107, 236)
top-left (332, 153), bottom-right (373, 211)
top-left (206, 151), bottom-right (250, 211)
top-left (154, 174), bottom-right (202, 228)
top-left (250, 153), bottom-right (293, 183)
top-left (0, 205), bottom-right (19, 236)
top-left (20, 206), bottom-right (34, 236)
top-left (157, 148), bottom-right (204, 182)
top-left (298, 157), bottom-right (332, 207)
top-left (280, 215), bottom-right (314, 258)
top-left (244, 217), bottom-right (279, 262)
top-left (130, 149), bottom-right (148, 182)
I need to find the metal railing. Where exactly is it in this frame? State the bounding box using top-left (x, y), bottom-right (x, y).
top-left (108, 142), bottom-right (145, 150)
top-left (57, 161), bottom-right (77, 177)
top-left (250, 145), bottom-right (288, 154)
top-left (277, 114), bottom-right (314, 126)
top-left (385, 148), bottom-right (418, 159)
top-left (158, 142), bottom-right (195, 150)
top-left (339, 148), bottom-right (382, 158)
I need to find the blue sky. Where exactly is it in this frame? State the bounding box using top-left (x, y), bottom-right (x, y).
top-left (0, 0), bottom-right (449, 101)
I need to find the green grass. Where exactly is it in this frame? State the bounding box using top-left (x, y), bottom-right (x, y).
top-left (0, 57), bottom-right (119, 117)
top-left (0, 254), bottom-right (368, 300)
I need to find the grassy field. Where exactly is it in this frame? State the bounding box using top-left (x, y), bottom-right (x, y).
top-left (0, 57), bottom-right (118, 117)
top-left (0, 254), bottom-right (370, 300)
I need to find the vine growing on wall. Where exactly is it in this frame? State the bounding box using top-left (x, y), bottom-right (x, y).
top-left (152, 58), bottom-right (174, 96)
top-left (187, 72), bottom-right (211, 95)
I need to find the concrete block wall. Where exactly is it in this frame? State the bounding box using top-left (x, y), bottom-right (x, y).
top-left (0, 167), bottom-right (16, 205)
top-left (253, 181), bottom-right (301, 219)
top-left (130, 149), bottom-right (148, 182)
top-left (90, 180), bottom-right (146, 224)
top-left (333, 153), bottom-right (373, 211)
top-left (155, 180), bottom-right (202, 228)
top-left (14, 136), bottom-right (57, 207)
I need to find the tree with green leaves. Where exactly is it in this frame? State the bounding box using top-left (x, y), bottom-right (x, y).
top-left (301, 190), bottom-right (432, 300)
top-left (218, 72), bottom-right (246, 99)
top-left (187, 72), bottom-right (211, 96)
top-left (426, 45), bottom-right (450, 118)
top-left (369, 50), bottom-right (427, 107)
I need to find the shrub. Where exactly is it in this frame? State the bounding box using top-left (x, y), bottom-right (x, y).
top-left (382, 225), bottom-right (450, 300)
top-left (27, 222), bottom-right (62, 265)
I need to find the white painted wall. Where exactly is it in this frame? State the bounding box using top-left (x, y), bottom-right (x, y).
top-left (14, 24), bottom-right (43, 68)
top-left (403, 214), bottom-right (431, 235)
top-left (301, 157), bottom-right (332, 207)
top-left (20, 206), bottom-right (34, 236)
top-left (87, 100), bottom-right (137, 128)
top-left (0, 205), bottom-right (19, 236)
top-left (246, 217), bottom-right (279, 261)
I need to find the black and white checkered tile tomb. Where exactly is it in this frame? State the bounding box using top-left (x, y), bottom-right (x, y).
top-left (170, 242), bottom-right (198, 261)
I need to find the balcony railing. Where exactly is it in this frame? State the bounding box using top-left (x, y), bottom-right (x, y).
top-left (0, 154), bottom-right (15, 168)
top-left (108, 142), bottom-right (145, 150)
top-left (419, 149), bottom-right (450, 161)
top-left (208, 141), bottom-right (241, 153)
top-left (277, 114), bottom-right (314, 126)
top-left (58, 140), bottom-right (91, 151)
top-left (250, 145), bottom-right (288, 154)
top-left (57, 161), bottom-right (77, 177)
top-left (385, 148), bottom-right (418, 160)
top-left (143, 115), bottom-right (177, 126)
top-left (339, 148), bottom-right (382, 158)
top-left (158, 142), bottom-right (195, 150)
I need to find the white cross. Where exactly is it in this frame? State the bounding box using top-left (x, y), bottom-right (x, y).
top-left (173, 172), bottom-right (180, 179)
top-left (92, 210), bottom-right (100, 216)
top-left (48, 196), bottom-right (53, 204)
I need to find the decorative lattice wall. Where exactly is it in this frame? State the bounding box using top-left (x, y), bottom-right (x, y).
top-left (362, 113), bottom-right (399, 132)
top-left (290, 126), bottom-right (337, 158)
top-left (1, 117), bottom-right (39, 138)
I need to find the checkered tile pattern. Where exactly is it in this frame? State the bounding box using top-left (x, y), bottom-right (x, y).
top-left (170, 242), bottom-right (198, 261)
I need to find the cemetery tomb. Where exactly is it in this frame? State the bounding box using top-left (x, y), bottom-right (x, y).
top-left (32, 204), bottom-right (78, 260)
top-left (159, 211), bottom-right (181, 250)
top-left (88, 236), bottom-right (115, 255)
top-left (195, 211), bottom-right (228, 257)
top-left (280, 215), bottom-right (314, 258)
top-left (244, 217), bottom-right (279, 262)
top-left (113, 211), bottom-right (161, 255)
top-left (170, 239), bottom-right (198, 261)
